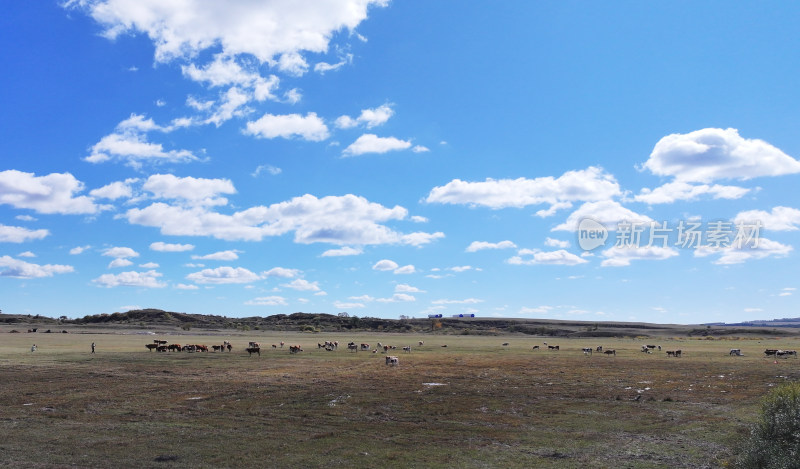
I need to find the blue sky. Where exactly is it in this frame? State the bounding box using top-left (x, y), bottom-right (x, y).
top-left (2, 1), bottom-right (800, 323)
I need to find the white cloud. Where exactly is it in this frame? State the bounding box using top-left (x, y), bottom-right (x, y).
top-left (342, 134), bottom-right (412, 156)
top-left (245, 296), bottom-right (288, 306)
top-left (321, 246), bottom-right (363, 257)
top-left (102, 247), bottom-right (139, 259)
top-left (0, 224), bottom-right (49, 243)
top-left (192, 250), bottom-right (241, 261)
top-left (70, 245), bottom-right (91, 255)
top-left (314, 56), bottom-right (351, 74)
top-left (395, 284), bottom-right (424, 293)
top-left (601, 246), bottom-right (680, 267)
top-left (334, 301), bottom-right (365, 309)
top-left (90, 179), bottom-right (136, 200)
top-left (336, 104), bottom-right (394, 129)
top-left (139, 262), bottom-right (159, 269)
top-left (553, 200), bottom-right (653, 231)
top-left (449, 266), bottom-right (473, 272)
top-left (394, 265), bottom-right (416, 274)
top-left (16, 215), bottom-right (37, 222)
top-left (544, 237), bottom-right (570, 249)
top-left (175, 283), bottom-right (199, 290)
top-left (143, 174), bottom-right (236, 207)
top-left (410, 215), bottom-right (428, 223)
top-left (0, 256), bottom-right (73, 278)
top-left (92, 270), bottom-right (166, 288)
top-left (377, 293), bottom-right (416, 302)
top-left (281, 278), bottom-right (321, 291)
top-left (412, 145), bottom-right (430, 153)
top-left (125, 193), bottom-right (438, 246)
top-left (519, 306), bottom-right (553, 314)
top-left (633, 181), bottom-right (750, 204)
top-left (252, 165), bottom-right (282, 177)
top-left (372, 259), bottom-right (399, 271)
top-left (85, 116), bottom-right (199, 168)
top-left (535, 202), bottom-right (573, 218)
top-left (734, 206), bottom-right (800, 231)
top-left (426, 166), bottom-right (620, 209)
top-left (507, 249), bottom-right (588, 266)
top-left (641, 128), bottom-right (800, 182)
top-left (186, 266), bottom-right (262, 284)
top-left (466, 240), bottom-right (517, 252)
top-left (18, 251), bottom-right (35, 258)
top-left (401, 231), bottom-right (445, 246)
top-left (150, 241), bottom-right (195, 252)
top-left (66, 0), bottom-right (389, 66)
top-left (244, 112), bottom-right (329, 141)
top-left (0, 170), bottom-right (107, 215)
top-left (108, 258), bottom-right (134, 268)
top-left (432, 298), bottom-right (483, 305)
top-left (694, 238), bottom-right (792, 265)
top-left (263, 267), bottom-right (300, 278)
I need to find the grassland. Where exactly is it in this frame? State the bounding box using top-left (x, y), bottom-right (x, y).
top-left (1, 327), bottom-right (799, 468)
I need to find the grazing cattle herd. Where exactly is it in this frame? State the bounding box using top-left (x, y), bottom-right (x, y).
top-left (14, 332), bottom-right (799, 368)
top-left (134, 337), bottom-right (800, 364)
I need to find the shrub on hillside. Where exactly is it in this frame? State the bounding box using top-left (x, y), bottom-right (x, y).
top-left (736, 381), bottom-right (800, 468)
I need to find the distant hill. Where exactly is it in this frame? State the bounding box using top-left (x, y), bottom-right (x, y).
top-left (3, 308), bottom-right (796, 338)
top-left (708, 317), bottom-right (800, 328)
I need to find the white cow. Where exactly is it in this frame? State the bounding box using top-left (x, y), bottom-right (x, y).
top-left (385, 356), bottom-right (399, 366)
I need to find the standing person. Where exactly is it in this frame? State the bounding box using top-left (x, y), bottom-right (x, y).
top-left (91, 342), bottom-right (95, 354)
top-left (31, 344), bottom-right (36, 352)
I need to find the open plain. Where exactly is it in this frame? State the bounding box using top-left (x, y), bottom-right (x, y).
top-left (2, 328), bottom-right (799, 468)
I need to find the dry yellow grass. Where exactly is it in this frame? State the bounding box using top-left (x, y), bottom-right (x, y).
top-left (1, 328), bottom-right (798, 467)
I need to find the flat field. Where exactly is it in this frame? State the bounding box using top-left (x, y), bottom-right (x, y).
top-left (1, 329), bottom-right (799, 468)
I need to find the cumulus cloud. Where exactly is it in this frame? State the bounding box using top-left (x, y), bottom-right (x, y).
top-left (553, 200), bottom-right (653, 232)
top-left (245, 296), bottom-right (288, 306)
top-left (372, 259), bottom-right (399, 271)
top-left (734, 206), bottom-right (800, 231)
top-left (432, 298), bottom-right (483, 305)
top-left (244, 112), bottom-right (330, 141)
top-left (263, 267), bottom-right (300, 278)
top-left (143, 174), bottom-right (235, 207)
top-left (92, 270), bottom-right (166, 288)
top-left (0, 224), bottom-right (49, 243)
top-left (102, 247), bottom-right (139, 259)
top-left (507, 249), bottom-right (588, 266)
top-left (124, 193), bottom-right (439, 245)
top-left (466, 240), bottom-right (517, 252)
top-left (600, 246), bottom-right (680, 267)
top-left (694, 238), bottom-right (792, 265)
top-left (426, 166), bottom-right (620, 209)
top-left (70, 245), bottom-right (91, 255)
top-left (108, 258), bottom-right (134, 268)
top-left (281, 278), bottom-right (321, 291)
top-left (0, 256), bottom-right (74, 279)
top-left (641, 128), bottom-right (800, 182)
top-left (0, 170), bottom-right (107, 214)
top-left (335, 104), bottom-right (394, 129)
top-left (186, 266), bottom-right (262, 284)
top-left (376, 293), bottom-right (416, 302)
top-left (342, 134), bottom-right (412, 156)
top-left (90, 179), bottom-right (136, 200)
top-left (393, 265), bottom-right (416, 274)
top-left (175, 283), bottom-right (199, 290)
top-left (85, 115), bottom-right (199, 167)
top-left (321, 246), bottom-right (363, 257)
top-left (633, 181), bottom-right (750, 204)
top-left (544, 237), bottom-right (570, 249)
top-left (395, 284), bottom-right (424, 293)
top-left (65, 0), bottom-right (388, 66)
top-left (150, 241), bottom-right (194, 252)
top-left (192, 250), bottom-right (240, 261)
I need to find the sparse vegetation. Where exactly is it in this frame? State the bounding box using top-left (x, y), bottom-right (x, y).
top-left (736, 381), bottom-right (800, 468)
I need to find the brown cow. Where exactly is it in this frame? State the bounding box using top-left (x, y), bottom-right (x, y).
top-left (145, 343), bottom-right (158, 351)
